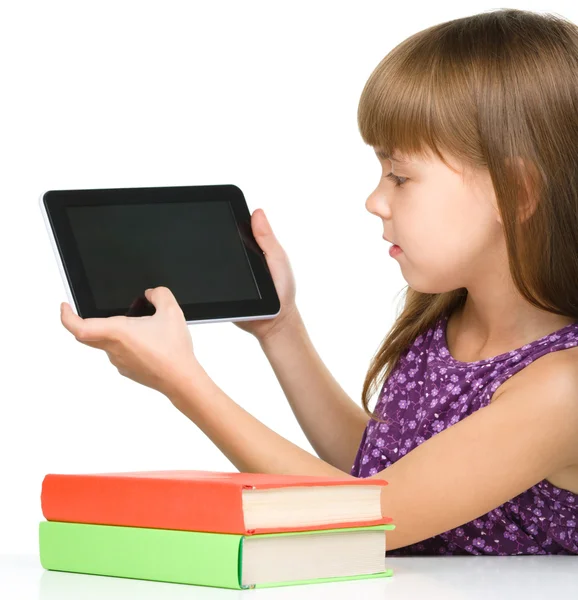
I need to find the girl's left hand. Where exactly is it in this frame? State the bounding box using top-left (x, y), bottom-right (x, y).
top-left (60, 286), bottom-right (199, 397)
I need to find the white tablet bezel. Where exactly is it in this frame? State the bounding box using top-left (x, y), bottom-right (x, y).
top-left (39, 191), bottom-right (79, 316)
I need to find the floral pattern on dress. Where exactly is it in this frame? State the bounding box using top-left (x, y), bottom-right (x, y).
top-left (350, 314), bottom-right (578, 555)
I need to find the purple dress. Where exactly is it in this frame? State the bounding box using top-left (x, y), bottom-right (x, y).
top-left (350, 313), bottom-right (578, 555)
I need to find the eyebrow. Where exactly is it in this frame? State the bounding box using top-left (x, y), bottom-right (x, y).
top-left (374, 149), bottom-right (411, 164)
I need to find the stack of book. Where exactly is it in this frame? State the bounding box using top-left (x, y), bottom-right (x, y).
top-left (39, 470), bottom-right (396, 590)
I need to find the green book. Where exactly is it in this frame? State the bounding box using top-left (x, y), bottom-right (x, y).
top-left (39, 521), bottom-right (396, 589)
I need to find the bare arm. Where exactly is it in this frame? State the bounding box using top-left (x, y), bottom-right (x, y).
top-left (168, 352), bottom-right (578, 552)
top-left (258, 309), bottom-right (369, 473)
top-left (169, 363), bottom-right (352, 478)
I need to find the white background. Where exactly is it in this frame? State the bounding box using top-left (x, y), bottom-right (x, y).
top-left (1, 0), bottom-right (574, 555)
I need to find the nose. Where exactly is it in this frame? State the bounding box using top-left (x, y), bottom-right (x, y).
top-left (365, 181), bottom-right (391, 217)
top-left (365, 191), bottom-right (378, 215)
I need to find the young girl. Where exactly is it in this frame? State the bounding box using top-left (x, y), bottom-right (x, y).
top-left (60, 8), bottom-right (578, 556)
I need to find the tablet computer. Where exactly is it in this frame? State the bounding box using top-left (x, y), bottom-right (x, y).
top-left (39, 184), bottom-right (281, 325)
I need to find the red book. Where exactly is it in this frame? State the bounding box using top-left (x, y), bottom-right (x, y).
top-left (41, 470), bottom-right (392, 534)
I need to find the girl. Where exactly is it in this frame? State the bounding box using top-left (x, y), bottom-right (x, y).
top-left (60, 8), bottom-right (578, 555)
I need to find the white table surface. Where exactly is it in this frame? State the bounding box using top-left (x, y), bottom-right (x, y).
top-left (1, 554), bottom-right (577, 599)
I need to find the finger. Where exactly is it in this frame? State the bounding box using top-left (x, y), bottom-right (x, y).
top-left (252, 209), bottom-right (285, 259)
top-left (60, 302), bottom-right (85, 337)
top-left (145, 286), bottom-right (180, 313)
top-left (60, 303), bottom-right (120, 343)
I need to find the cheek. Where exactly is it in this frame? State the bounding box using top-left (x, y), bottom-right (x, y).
top-left (397, 191), bottom-right (492, 283)
top-left (411, 185), bottom-right (489, 247)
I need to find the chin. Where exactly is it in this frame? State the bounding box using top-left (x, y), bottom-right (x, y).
top-left (405, 273), bottom-right (459, 295)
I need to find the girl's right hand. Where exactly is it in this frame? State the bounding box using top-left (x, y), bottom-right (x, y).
top-left (234, 208), bottom-right (298, 343)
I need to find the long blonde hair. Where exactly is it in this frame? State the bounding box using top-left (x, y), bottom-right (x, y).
top-left (359, 8), bottom-right (578, 423)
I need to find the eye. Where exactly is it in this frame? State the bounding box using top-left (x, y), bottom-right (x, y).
top-left (384, 172), bottom-right (408, 188)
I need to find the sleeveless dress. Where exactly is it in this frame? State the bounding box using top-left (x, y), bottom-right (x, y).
top-left (350, 313), bottom-right (578, 555)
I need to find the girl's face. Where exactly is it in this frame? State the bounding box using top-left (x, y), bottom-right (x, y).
top-left (365, 147), bottom-right (505, 293)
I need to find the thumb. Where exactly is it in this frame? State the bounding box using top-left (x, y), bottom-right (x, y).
top-left (252, 209), bottom-right (282, 253)
top-left (144, 286), bottom-right (177, 312)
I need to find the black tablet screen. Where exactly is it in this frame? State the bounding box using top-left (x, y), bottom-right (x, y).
top-left (66, 201), bottom-right (260, 310)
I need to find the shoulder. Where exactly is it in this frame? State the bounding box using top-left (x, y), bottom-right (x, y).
top-left (497, 344), bottom-right (578, 399)
top-left (494, 346), bottom-right (578, 463)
